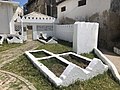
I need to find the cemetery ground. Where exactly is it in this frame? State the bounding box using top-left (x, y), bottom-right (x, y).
top-left (0, 40), bottom-right (23, 52)
top-left (0, 40), bottom-right (120, 90)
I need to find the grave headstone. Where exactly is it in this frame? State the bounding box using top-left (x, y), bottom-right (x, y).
top-left (73, 22), bottom-right (99, 54)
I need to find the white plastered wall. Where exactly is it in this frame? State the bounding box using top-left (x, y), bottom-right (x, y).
top-left (0, 3), bottom-right (13, 34)
top-left (73, 22), bottom-right (99, 54)
top-left (57, 0), bottom-right (111, 20)
top-left (32, 23), bottom-right (53, 40)
top-left (55, 24), bottom-right (74, 42)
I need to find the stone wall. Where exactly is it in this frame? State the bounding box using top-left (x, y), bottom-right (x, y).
top-left (99, 0), bottom-right (120, 49)
top-left (109, 0), bottom-right (120, 48)
top-left (26, 0), bottom-right (46, 14)
top-left (89, 13), bottom-right (120, 50)
top-left (25, 0), bottom-right (57, 17)
top-left (88, 0), bottom-right (120, 50)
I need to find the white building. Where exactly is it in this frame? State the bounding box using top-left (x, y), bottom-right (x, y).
top-left (0, 0), bottom-right (56, 41)
top-left (57, 0), bottom-right (111, 21)
top-left (57, 0), bottom-right (120, 50)
top-left (19, 12), bottom-right (56, 40)
top-left (0, 0), bottom-right (20, 34)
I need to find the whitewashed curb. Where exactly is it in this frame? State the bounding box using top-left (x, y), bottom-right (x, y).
top-left (25, 49), bottom-right (108, 86)
top-left (94, 48), bottom-right (120, 84)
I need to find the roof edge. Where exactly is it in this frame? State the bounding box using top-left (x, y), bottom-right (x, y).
top-left (56, 0), bottom-right (66, 5)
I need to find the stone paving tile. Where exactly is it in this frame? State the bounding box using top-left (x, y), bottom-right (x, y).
top-left (0, 31), bottom-right (38, 89)
top-left (101, 49), bottom-right (120, 73)
top-left (0, 71), bottom-right (30, 90)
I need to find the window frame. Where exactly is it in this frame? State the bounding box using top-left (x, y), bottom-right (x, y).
top-left (61, 6), bottom-right (66, 12)
top-left (78, 0), bottom-right (86, 7)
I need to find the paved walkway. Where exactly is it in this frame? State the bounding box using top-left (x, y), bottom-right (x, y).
top-left (0, 41), bottom-right (40, 68)
top-left (0, 70), bottom-right (36, 90)
top-left (0, 40), bottom-right (39, 90)
top-left (27, 30), bottom-right (33, 41)
top-left (0, 30), bottom-right (39, 67)
top-left (0, 30), bottom-right (39, 89)
top-left (101, 49), bottom-right (120, 73)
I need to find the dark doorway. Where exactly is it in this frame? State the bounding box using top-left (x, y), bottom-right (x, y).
top-left (27, 25), bottom-right (33, 30)
top-left (27, 25), bottom-right (33, 41)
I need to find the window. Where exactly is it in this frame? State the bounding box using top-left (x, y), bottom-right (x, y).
top-left (61, 6), bottom-right (66, 12)
top-left (78, 0), bottom-right (86, 7)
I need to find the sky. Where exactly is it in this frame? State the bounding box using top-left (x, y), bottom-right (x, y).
top-left (13, 0), bottom-right (28, 6)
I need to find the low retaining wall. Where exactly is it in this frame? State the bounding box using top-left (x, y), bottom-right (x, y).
top-left (94, 48), bottom-right (120, 84)
top-left (55, 25), bottom-right (74, 42)
top-left (25, 49), bottom-right (108, 86)
top-left (33, 24), bottom-right (74, 42)
top-left (33, 24), bottom-right (54, 40)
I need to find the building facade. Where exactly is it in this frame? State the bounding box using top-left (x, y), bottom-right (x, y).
top-left (0, 0), bottom-right (19, 34)
top-left (57, 0), bottom-right (120, 50)
top-left (24, 0), bottom-right (57, 17)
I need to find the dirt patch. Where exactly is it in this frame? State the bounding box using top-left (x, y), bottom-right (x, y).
top-left (39, 57), bottom-right (68, 77)
top-left (61, 54), bottom-right (90, 69)
top-left (30, 51), bottom-right (50, 58)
